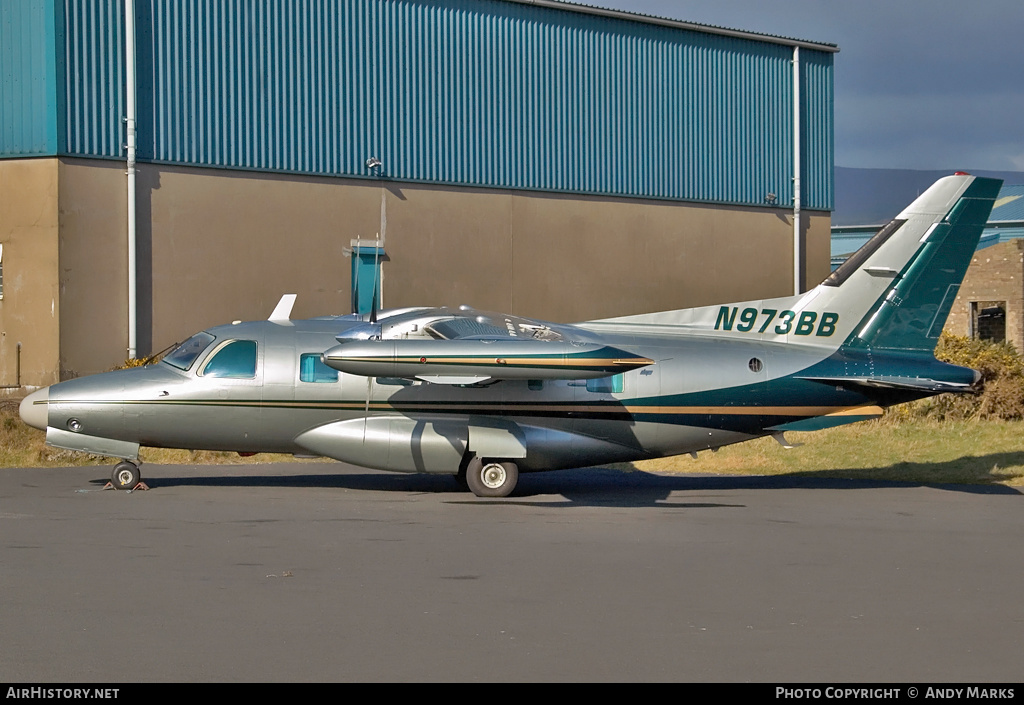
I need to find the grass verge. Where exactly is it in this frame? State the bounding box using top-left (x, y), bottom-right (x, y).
top-left (630, 418), bottom-right (1024, 486)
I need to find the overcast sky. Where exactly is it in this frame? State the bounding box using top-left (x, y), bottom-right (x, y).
top-left (585, 0), bottom-right (1024, 172)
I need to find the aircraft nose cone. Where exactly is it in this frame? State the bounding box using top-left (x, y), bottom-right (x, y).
top-left (19, 387), bottom-right (49, 431)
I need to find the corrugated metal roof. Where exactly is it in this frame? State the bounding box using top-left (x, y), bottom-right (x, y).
top-left (505, 1), bottom-right (840, 52)
top-left (989, 184), bottom-right (1024, 222)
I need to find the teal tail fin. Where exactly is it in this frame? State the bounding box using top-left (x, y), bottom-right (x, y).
top-left (798, 174), bottom-right (1001, 398)
top-left (830, 174), bottom-right (1002, 354)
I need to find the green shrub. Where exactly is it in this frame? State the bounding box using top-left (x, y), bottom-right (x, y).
top-left (891, 333), bottom-right (1024, 421)
top-left (112, 356), bottom-right (156, 371)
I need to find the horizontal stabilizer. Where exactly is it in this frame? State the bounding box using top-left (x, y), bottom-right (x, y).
top-left (801, 375), bottom-right (977, 394)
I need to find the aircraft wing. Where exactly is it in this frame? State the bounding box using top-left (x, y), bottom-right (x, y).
top-left (322, 306), bottom-right (653, 384)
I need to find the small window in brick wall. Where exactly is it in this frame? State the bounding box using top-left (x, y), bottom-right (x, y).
top-left (971, 301), bottom-right (1006, 343)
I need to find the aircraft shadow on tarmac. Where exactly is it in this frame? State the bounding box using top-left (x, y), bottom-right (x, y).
top-left (82, 450), bottom-right (1024, 507)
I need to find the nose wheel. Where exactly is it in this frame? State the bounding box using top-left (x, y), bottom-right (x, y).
top-left (107, 461), bottom-right (148, 491)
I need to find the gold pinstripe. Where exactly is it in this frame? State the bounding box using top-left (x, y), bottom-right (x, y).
top-left (36, 398), bottom-right (882, 418)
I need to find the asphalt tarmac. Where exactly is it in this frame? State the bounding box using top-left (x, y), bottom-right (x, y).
top-left (1, 462), bottom-right (1022, 683)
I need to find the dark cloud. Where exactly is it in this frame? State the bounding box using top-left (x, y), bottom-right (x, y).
top-left (584, 0), bottom-right (1024, 169)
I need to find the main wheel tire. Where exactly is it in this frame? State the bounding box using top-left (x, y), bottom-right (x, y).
top-left (111, 461), bottom-right (141, 491)
top-left (465, 457), bottom-right (518, 498)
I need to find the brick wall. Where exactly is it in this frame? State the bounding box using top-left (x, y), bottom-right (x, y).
top-left (946, 239), bottom-right (1024, 351)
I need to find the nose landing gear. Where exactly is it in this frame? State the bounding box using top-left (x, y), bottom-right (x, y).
top-left (107, 461), bottom-right (149, 491)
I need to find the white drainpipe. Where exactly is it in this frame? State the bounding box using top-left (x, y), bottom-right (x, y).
top-left (792, 45), bottom-right (802, 295)
top-left (125, 0), bottom-right (138, 359)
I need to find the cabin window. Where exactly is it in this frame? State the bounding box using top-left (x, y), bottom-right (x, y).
top-left (528, 380), bottom-right (544, 391)
top-left (202, 340), bottom-right (257, 378)
top-left (300, 353), bottom-right (339, 383)
top-left (163, 332), bottom-right (216, 371)
top-left (971, 301), bottom-right (1006, 343)
top-left (586, 374), bottom-right (624, 394)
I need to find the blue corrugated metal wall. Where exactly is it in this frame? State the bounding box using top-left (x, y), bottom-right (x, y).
top-left (6, 0), bottom-right (835, 210)
top-left (0, 0), bottom-right (62, 156)
top-left (65, 0), bottom-right (122, 158)
top-left (801, 50), bottom-right (834, 210)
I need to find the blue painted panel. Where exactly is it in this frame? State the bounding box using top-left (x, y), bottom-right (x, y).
top-left (351, 246), bottom-right (385, 316)
top-left (0, 0), bottom-right (61, 156)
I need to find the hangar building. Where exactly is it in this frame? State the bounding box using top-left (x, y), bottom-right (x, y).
top-left (0, 0), bottom-right (837, 387)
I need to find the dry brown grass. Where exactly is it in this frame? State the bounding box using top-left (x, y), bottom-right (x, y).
top-left (630, 418), bottom-right (1024, 486)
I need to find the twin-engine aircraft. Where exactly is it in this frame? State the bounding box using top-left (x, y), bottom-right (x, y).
top-left (20, 174), bottom-right (1001, 496)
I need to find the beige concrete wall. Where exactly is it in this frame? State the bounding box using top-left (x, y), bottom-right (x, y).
top-left (57, 159), bottom-right (129, 378)
top-left (27, 159), bottom-right (831, 378)
top-left (0, 158), bottom-right (61, 390)
top-left (142, 166), bottom-right (375, 351)
top-left (317, 180), bottom-right (830, 321)
top-left (802, 213), bottom-right (832, 293)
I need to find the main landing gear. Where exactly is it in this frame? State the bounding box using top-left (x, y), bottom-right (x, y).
top-left (107, 460), bottom-right (149, 491)
top-left (460, 456), bottom-right (519, 498)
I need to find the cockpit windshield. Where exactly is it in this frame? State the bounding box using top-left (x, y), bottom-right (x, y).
top-left (162, 332), bottom-right (216, 371)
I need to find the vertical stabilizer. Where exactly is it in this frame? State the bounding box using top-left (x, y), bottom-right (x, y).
top-left (833, 175), bottom-right (1002, 352)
